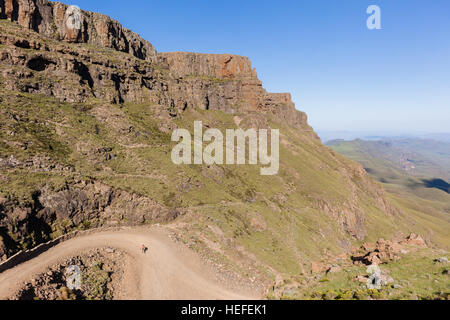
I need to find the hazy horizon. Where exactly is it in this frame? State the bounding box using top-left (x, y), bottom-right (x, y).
top-left (317, 130), bottom-right (450, 143)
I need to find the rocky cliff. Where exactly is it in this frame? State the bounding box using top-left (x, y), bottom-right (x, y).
top-left (0, 1), bottom-right (312, 135)
top-left (0, 0), bottom-right (156, 61)
top-left (2, 0), bottom-right (433, 280)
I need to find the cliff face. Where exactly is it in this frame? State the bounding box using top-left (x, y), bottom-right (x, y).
top-left (158, 52), bottom-right (310, 130)
top-left (0, 2), bottom-right (312, 135)
top-left (0, 0), bottom-right (407, 277)
top-left (0, 0), bottom-right (157, 61)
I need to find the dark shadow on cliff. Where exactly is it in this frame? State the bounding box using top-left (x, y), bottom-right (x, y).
top-left (0, 226), bottom-right (19, 255)
top-left (0, 0), bottom-right (5, 19)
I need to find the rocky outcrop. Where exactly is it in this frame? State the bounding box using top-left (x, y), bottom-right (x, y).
top-left (0, 26), bottom-right (314, 134)
top-left (158, 52), bottom-right (312, 132)
top-left (0, 29), bottom-right (159, 103)
top-left (0, 0), bottom-right (402, 265)
top-left (0, 0), bottom-right (157, 62)
top-left (265, 93), bottom-right (311, 133)
top-left (0, 180), bottom-right (181, 260)
top-left (158, 52), bottom-right (265, 113)
top-left (158, 52), bottom-right (257, 80)
top-left (0, 1), bottom-right (312, 134)
top-left (351, 235), bottom-right (426, 265)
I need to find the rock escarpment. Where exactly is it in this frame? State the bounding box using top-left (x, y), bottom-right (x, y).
top-left (0, 0), bottom-right (405, 275)
top-left (0, 0), bottom-right (156, 61)
top-left (0, 0), bottom-right (310, 134)
top-left (158, 52), bottom-right (310, 130)
top-left (0, 181), bottom-right (180, 261)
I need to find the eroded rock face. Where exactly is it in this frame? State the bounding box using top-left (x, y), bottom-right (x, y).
top-left (158, 52), bottom-right (265, 112)
top-left (0, 0), bottom-right (314, 136)
top-left (0, 181), bottom-right (182, 259)
top-left (0, 28), bottom-right (315, 137)
top-left (37, 181), bottom-right (178, 226)
top-left (158, 53), bottom-right (257, 80)
top-left (0, 0), bottom-right (398, 262)
top-left (158, 52), bottom-right (313, 132)
top-left (0, 0), bottom-right (157, 62)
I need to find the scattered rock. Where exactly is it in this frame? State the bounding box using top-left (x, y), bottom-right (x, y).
top-left (10, 248), bottom-right (128, 300)
top-left (334, 253), bottom-right (347, 262)
top-left (351, 234), bottom-right (427, 266)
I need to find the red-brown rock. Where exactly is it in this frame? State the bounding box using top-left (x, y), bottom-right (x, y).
top-left (0, 0), bottom-right (157, 62)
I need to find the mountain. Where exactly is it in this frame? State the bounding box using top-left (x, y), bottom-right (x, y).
top-left (326, 138), bottom-right (450, 186)
top-left (0, 0), bottom-right (448, 300)
top-left (318, 131), bottom-right (450, 144)
top-left (326, 138), bottom-right (450, 250)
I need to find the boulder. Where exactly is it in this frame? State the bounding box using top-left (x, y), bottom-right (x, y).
top-left (366, 252), bottom-right (381, 265)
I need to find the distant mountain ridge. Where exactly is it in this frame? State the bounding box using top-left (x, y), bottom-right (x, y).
top-left (319, 131), bottom-right (450, 144)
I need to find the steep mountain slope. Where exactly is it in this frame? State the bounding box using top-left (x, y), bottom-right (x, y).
top-left (326, 139), bottom-right (450, 182)
top-left (0, 0), bottom-right (448, 289)
top-left (326, 139), bottom-right (450, 250)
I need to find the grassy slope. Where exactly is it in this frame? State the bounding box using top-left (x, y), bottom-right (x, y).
top-left (293, 248), bottom-right (449, 300)
top-left (0, 19), bottom-right (448, 287)
top-left (326, 139), bottom-right (450, 248)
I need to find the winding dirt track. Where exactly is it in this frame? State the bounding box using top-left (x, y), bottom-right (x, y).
top-left (0, 227), bottom-right (258, 300)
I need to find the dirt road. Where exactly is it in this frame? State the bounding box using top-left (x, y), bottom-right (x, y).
top-left (0, 227), bottom-right (258, 300)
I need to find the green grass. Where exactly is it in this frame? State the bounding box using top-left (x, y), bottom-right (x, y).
top-left (279, 248), bottom-right (449, 300)
top-left (0, 19), bottom-right (448, 289)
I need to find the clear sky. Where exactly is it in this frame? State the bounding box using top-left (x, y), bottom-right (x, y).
top-left (70, 0), bottom-right (449, 134)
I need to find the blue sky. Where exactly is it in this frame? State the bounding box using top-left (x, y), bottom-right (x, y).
top-left (71, 0), bottom-right (449, 134)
